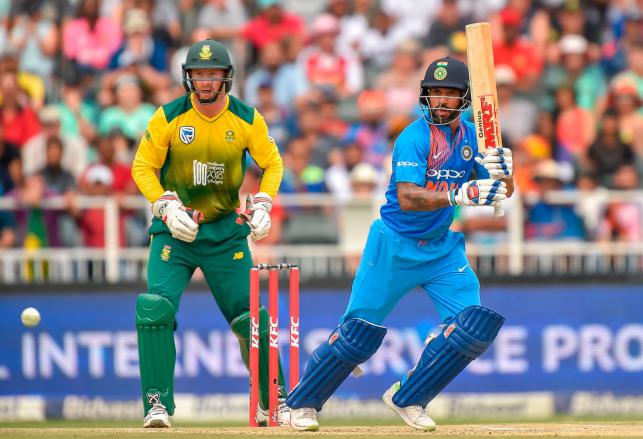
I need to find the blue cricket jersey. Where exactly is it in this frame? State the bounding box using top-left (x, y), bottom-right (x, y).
top-left (380, 117), bottom-right (489, 240)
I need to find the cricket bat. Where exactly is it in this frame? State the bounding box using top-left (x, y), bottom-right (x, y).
top-left (465, 22), bottom-right (504, 217)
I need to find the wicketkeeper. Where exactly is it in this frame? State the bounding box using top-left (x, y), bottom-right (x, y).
top-left (131, 39), bottom-right (286, 428)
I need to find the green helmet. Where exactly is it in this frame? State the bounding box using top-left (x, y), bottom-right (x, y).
top-left (181, 39), bottom-right (234, 103)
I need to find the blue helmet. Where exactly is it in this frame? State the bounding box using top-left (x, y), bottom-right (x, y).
top-left (419, 57), bottom-right (471, 125)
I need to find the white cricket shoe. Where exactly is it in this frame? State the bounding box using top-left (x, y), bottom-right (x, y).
top-left (257, 398), bottom-right (291, 427)
top-left (143, 403), bottom-right (171, 428)
top-left (382, 382), bottom-right (436, 431)
top-left (290, 407), bottom-right (319, 431)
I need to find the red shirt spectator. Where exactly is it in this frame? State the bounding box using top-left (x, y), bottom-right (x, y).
top-left (242, 0), bottom-right (305, 50)
top-left (493, 8), bottom-right (543, 89)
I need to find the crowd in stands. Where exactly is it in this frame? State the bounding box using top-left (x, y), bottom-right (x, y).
top-left (0, 0), bottom-right (642, 252)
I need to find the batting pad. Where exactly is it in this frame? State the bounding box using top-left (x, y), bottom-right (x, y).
top-left (286, 318), bottom-right (387, 411)
top-left (136, 294), bottom-right (176, 415)
top-left (392, 305), bottom-right (504, 408)
top-left (231, 309), bottom-right (286, 410)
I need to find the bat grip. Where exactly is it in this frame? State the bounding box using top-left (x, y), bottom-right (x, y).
top-left (185, 208), bottom-right (204, 224)
top-left (493, 203), bottom-right (504, 217)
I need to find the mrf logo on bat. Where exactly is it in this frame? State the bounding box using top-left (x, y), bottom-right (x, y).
top-left (476, 94), bottom-right (499, 149)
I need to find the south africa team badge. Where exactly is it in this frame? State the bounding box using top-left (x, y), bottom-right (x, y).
top-left (462, 145), bottom-right (473, 161)
top-left (179, 126), bottom-right (195, 144)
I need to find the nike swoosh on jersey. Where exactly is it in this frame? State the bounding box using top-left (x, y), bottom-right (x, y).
top-left (458, 265), bottom-right (468, 272)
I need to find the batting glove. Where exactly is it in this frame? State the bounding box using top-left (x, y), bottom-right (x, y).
top-left (448, 179), bottom-right (507, 207)
top-left (475, 147), bottom-right (512, 179)
top-left (152, 191), bottom-right (201, 242)
top-left (238, 192), bottom-right (272, 241)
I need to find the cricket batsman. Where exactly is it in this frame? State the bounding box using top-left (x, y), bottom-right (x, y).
top-left (131, 40), bottom-right (285, 428)
top-left (287, 57), bottom-right (514, 431)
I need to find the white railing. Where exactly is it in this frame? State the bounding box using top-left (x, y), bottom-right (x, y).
top-left (1, 190), bottom-right (642, 284)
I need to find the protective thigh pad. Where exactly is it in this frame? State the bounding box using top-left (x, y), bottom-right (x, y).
top-left (231, 308), bottom-right (286, 410)
top-left (286, 318), bottom-right (387, 411)
top-left (136, 294), bottom-right (176, 415)
top-left (392, 305), bottom-right (504, 408)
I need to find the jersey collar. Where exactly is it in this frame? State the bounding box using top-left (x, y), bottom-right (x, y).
top-left (190, 94), bottom-right (230, 121)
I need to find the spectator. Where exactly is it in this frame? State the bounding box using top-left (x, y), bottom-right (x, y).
top-left (62, 0), bottom-right (123, 72)
top-left (0, 53), bottom-right (45, 109)
top-left (345, 90), bottom-right (390, 168)
top-left (360, 8), bottom-right (409, 71)
top-left (281, 137), bottom-right (326, 194)
top-left (297, 13), bottom-right (363, 99)
top-left (525, 159), bottom-right (586, 241)
top-left (242, 0), bottom-right (306, 58)
top-left (0, 70), bottom-right (41, 147)
top-left (421, 0), bottom-right (468, 49)
top-left (554, 83), bottom-right (595, 165)
top-left (0, 125), bottom-right (21, 193)
top-left (350, 162), bottom-right (380, 198)
top-left (76, 164), bottom-right (126, 247)
top-left (327, 0), bottom-right (369, 58)
top-left (613, 40), bottom-right (643, 109)
top-left (292, 101), bottom-right (336, 168)
top-left (516, 111), bottom-right (556, 194)
top-left (493, 7), bottom-right (543, 90)
top-left (255, 80), bottom-right (289, 148)
top-left (133, 0), bottom-right (182, 49)
top-left (57, 75), bottom-right (98, 143)
top-left (606, 76), bottom-right (643, 151)
top-left (36, 136), bottom-right (77, 195)
top-left (495, 65), bottom-right (538, 147)
top-left (317, 88), bottom-right (348, 140)
top-left (544, 34), bottom-right (607, 112)
top-left (36, 136), bottom-right (81, 247)
top-left (109, 9), bottom-right (168, 73)
top-left (244, 41), bottom-right (307, 109)
top-left (8, 1), bottom-right (58, 82)
top-left (374, 39), bottom-right (423, 118)
top-left (587, 108), bottom-right (635, 187)
top-left (22, 105), bottom-right (89, 178)
top-left (197, 0), bottom-right (247, 45)
top-left (98, 74), bottom-right (156, 142)
top-left (597, 165), bottom-right (641, 242)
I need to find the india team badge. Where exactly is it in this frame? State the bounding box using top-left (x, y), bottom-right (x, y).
top-left (179, 126), bottom-right (195, 144)
top-left (462, 144), bottom-right (473, 161)
top-left (434, 61), bottom-right (448, 80)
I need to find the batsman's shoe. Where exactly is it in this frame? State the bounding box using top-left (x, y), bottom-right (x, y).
top-left (257, 398), bottom-right (291, 427)
top-left (143, 403), bottom-right (171, 428)
top-left (290, 407), bottom-right (319, 431)
top-left (382, 382), bottom-right (436, 432)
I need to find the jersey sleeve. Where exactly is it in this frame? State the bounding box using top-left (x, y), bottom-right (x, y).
top-left (131, 107), bottom-right (171, 203)
top-left (392, 126), bottom-right (428, 186)
top-left (247, 110), bottom-right (283, 198)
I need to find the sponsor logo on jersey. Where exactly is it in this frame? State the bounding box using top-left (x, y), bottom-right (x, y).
top-left (225, 130), bottom-right (235, 142)
top-left (396, 161), bottom-right (418, 167)
top-left (193, 160), bottom-right (224, 186)
top-left (329, 332), bottom-right (339, 345)
top-left (426, 169), bottom-right (466, 180)
top-left (462, 145), bottom-right (473, 161)
top-left (179, 126), bottom-right (195, 144)
top-left (161, 245), bottom-right (171, 262)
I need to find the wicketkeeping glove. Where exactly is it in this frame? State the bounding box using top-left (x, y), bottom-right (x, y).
top-left (475, 147), bottom-right (512, 179)
top-left (447, 179), bottom-right (507, 207)
top-left (237, 192), bottom-right (272, 241)
top-left (152, 191), bottom-right (202, 242)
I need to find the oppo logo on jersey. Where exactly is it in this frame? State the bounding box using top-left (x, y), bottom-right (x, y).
top-left (426, 169), bottom-right (466, 180)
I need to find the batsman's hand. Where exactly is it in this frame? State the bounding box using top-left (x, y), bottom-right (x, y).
top-left (475, 147), bottom-right (512, 179)
top-left (238, 192), bottom-right (272, 241)
top-left (448, 179), bottom-right (507, 207)
top-left (152, 191), bottom-right (200, 242)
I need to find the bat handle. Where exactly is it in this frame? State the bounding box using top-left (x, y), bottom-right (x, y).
top-left (185, 208), bottom-right (204, 224)
top-left (493, 203), bottom-right (504, 217)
